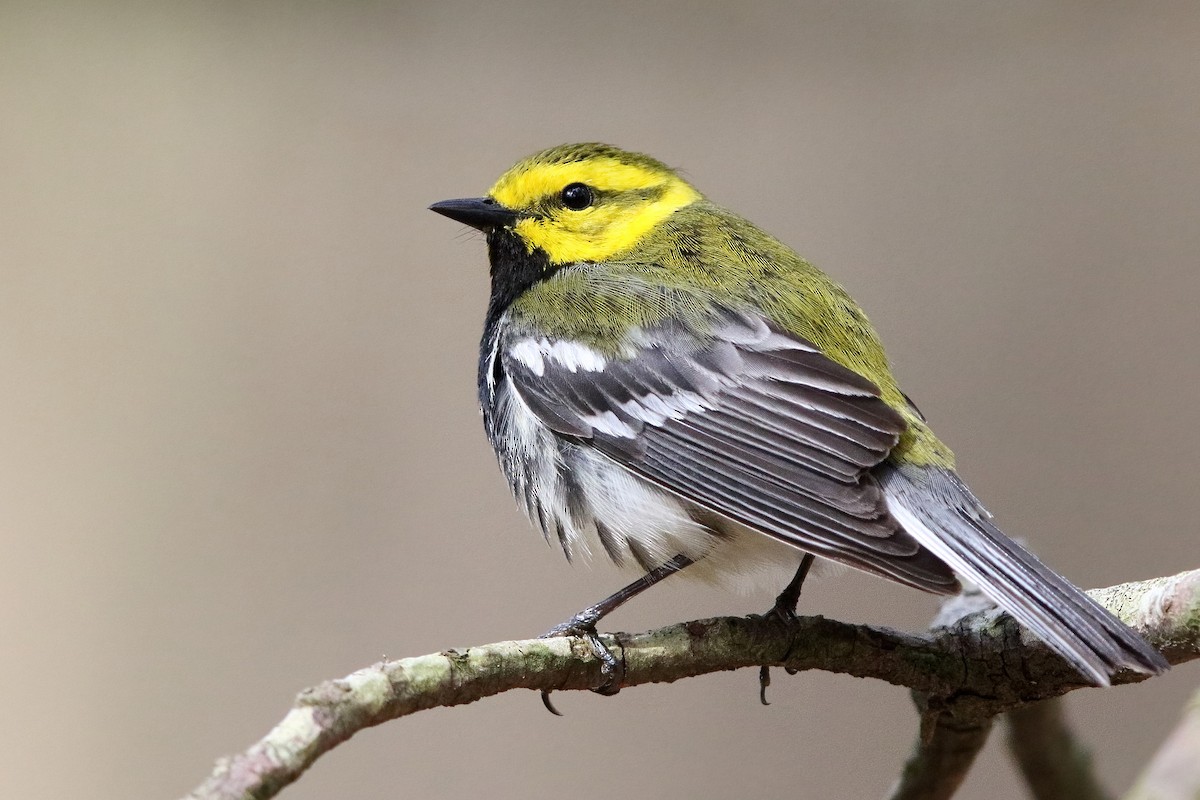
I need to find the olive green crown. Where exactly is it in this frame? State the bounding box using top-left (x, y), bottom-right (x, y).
top-left (512, 143), bottom-right (677, 177)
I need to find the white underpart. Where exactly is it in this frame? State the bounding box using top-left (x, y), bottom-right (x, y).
top-left (493, 368), bottom-right (817, 592)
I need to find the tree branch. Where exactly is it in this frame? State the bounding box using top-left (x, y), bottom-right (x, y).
top-left (886, 697), bottom-right (994, 800)
top-left (1006, 698), bottom-right (1112, 800)
top-left (1124, 686), bottom-right (1200, 800)
top-left (185, 568), bottom-right (1199, 800)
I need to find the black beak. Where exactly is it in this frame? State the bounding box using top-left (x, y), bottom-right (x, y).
top-left (429, 197), bottom-right (519, 230)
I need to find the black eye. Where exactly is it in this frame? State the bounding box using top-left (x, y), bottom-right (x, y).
top-left (560, 182), bottom-right (593, 210)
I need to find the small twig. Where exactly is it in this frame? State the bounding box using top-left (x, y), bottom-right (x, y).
top-left (1124, 687), bottom-right (1200, 800)
top-left (886, 698), bottom-right (994, 800)
top-left (1006, 698), bottom-right (1112, 800)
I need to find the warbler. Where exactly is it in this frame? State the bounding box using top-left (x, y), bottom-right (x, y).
top-left (431, 143), bottom-right (1168, 686)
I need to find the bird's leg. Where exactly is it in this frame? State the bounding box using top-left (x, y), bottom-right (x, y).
top-left (540, 553), bottom-right (693, 712)
top-left (759, 552), bottom-right (815, 705)
top-left (541, 553), bottom-right (695, 637)
top-left (767, 552), bottom-right (816, 621)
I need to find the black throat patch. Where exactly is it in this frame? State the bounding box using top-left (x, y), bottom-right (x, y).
top-left (483, 227), bottom-right (556, 328)
top-left (477, 227), bottom-right (560, 426)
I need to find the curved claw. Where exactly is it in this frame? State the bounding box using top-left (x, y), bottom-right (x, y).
top-left (581, 628), bottom-right (623, 696)
top-left (534, 556), bottom-right (695, 713)
top-left (538, 622), bottom-right (624, 708)
top-left (541, 690), bottom-right (564, 716)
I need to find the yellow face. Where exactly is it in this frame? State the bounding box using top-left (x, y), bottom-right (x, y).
top-left (488, 153), bottom-right (702, 265)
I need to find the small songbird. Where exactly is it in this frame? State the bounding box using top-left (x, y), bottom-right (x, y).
top-left (431, 143), bottom-right (1167, 686)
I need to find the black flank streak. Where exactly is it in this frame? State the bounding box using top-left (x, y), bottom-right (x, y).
top-left (628, 539), bottom-right (657, 572)
top-left (594, 518), bottom-right (624, 565)
top-left (558, 447), bottom-right (589, 531)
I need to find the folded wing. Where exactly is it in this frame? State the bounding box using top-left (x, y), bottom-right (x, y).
top-left (503, 309), bottom-right (960, 593)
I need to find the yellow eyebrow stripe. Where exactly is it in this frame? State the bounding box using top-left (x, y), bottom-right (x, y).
top-left (489, 158), bottom-right (701, 263)
top-left (490, 158), bottom-right (679, 209)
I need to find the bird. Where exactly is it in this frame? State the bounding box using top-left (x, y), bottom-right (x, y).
top-left (430, 142), bottom-right (1168, 687)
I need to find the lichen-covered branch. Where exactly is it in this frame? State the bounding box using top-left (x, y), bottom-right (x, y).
top-left (185, 569), bottom-right (1199, 800)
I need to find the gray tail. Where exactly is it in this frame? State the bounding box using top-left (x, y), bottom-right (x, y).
top-left (878, 463), bottom-right (1169, 686)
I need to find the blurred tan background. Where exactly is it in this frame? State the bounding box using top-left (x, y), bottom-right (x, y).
top-left (2, 2), bottom-right (1198, 798)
